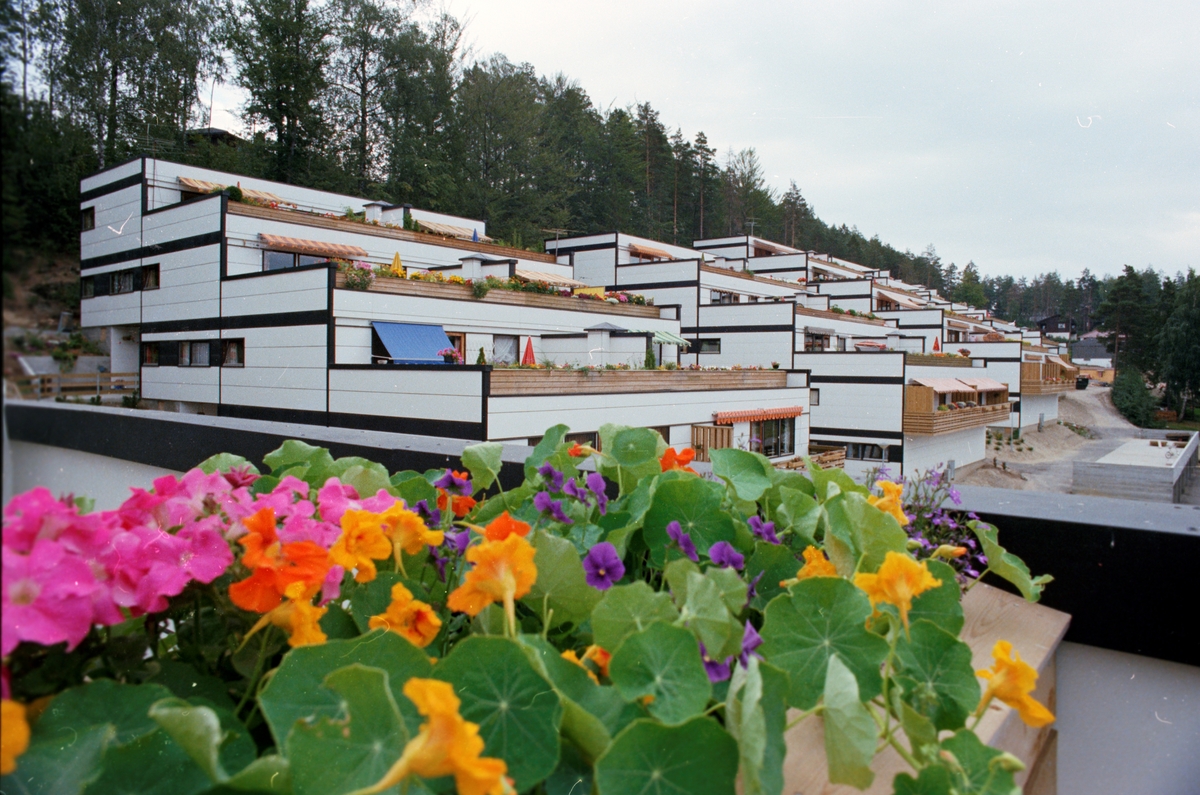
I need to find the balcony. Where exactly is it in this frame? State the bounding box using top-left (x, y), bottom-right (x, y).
top-left (1021, 360), bottom-right (1079, 395)
top-left (488, 367), bottom-right (787, 396)
top-left (335, 272), bottom-right (661, 319)
top-left (903, 381), bottom-right (1012, 435)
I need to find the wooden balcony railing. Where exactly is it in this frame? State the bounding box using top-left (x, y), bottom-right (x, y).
top-left (488, 368), bottom-right (788, 397)
top-left (903, 401), bottom-right (1012, 435)
top-left (1021, 378), bottom-right (1075, 395)
top-left (7, 372), bottom-right (139, 401)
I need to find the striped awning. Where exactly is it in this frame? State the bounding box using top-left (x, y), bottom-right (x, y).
top-left (1048, 355), bottom-right (1078, 372)
top-left (805, 326), bottom-right (836, 336)
top-left (631, 330), bottom-right (690, 348)
top-left (911, 377), bottom-right (974, 394)
top-left (514, 269), bottom-right (587, 288)
top-left (259, 233), bottom-right (367, 259)
top-left (956, 376), bottom-right (1008, 392)
top-left (628, 243), bottom-right (673, 261)
top-left (416, 219), bottom-right (493, 242)
top-left (179, 176), bottom-right (285, 205)
top-left (713, 406), bottom-right (804, 425)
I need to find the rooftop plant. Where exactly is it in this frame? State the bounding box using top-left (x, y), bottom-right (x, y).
top-left (2, 427), bottom-right (1051, 794)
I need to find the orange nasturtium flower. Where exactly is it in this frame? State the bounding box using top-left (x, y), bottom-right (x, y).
top-left (583, 644), bottom-right (612, 679)
top-left (853, 551), bottom-right (941, 630)
top-left (447, 533), bottom-right (537, 636)
top-left (659, 447), bottom-right (697, 474)
top-left (470, 511), bottom-right (531, 542)
top-left (379, 504), bottom-right (444, 573)
top-left (868, 480), bottom-right (910, 526)
top-left (1, 700), bottom-right (30, 775)
top-left (241, 581), bottom-right (328, 649)
top-left (975, 640), bottom-right (1055, 728)
top-left (330, 509), bottom-right (393, 583)
top-left (368, 582), bottom-right (442, 648)
top-left (229, 508), bottom-right (332, 613)
top-left (437, 489), bottom-right (477, 518)
top-left (791, 545), bottom-right (839, 584)
top-left (350, 678), bottom-right (510, 795)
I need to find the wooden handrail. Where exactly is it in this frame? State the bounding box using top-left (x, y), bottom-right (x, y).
top-left (7, 372), bottom-right (140, 401)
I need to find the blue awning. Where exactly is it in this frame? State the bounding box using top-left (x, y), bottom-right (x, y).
top-left (372, 322), bottom-right (454, 364)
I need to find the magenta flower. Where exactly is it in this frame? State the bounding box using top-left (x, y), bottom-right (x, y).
top-left (666, 521), bottom-right (698, 562)
top-left (586, 472), bottom-right (609, 515)
top-left (534, 491), bottom-right (573, 524)
top-left (2, 539), bottom-right (98, 655)
top-left (709, 541), bottom-right (744, 570)
top-left (315, 478), bottom-right (396, 525)
top-left (222, 466), bottom-right (260, 489)
top-left (582, 543), bottom-right (624, 590)
top-left (699, 641), bottom-right (732, 683)
top-left (748, 516), bottom-right (779, 545)
top-left (130, 518), bottom-right (233, 613)
top-left (2, 487), bottom-right (79, 552)
top-left (538, 463), bottom-right (564, 493)
top-left (278, 513), bottom-right (341, 549)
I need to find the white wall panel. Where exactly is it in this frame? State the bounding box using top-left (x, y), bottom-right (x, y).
top-left (142, 245), bottom-right (222, 323)
top-left (81, 187), bottom-right (143, 261)
top-left (221, 268), bottom-right (330, 316)
top-left (1019, 394), bottom-right (1060, 429)
top-left (329, 369), bottom-right (483, 421)
top-left (570, 249), bottom-right (617, 287)
top-left (81, 291), bottom-right (141, 327)
top-left (141, 366), bottom-right (220, 403)
top-left (904, 427), bottom-right (987, 473)
top-left (141, 196), bottom-right (221, 245)
top-left (81, 159), bottom-right (143, 192)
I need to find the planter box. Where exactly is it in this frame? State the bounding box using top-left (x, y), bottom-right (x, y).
top-left (488, 368), bottom-right (787, 396)
top-left (905, 353), bottom-right (973, 368)
top-left (1021, 380), bottom-right (1074, 395)
top-left (903, 402), bottom-right (1013, 435)
top-left (778, 582), bottom-right (1070, 795)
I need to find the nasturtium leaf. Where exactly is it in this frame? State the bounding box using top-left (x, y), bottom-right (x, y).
top-left (618, 473), bottom-right (658, 528)
top-left (392, 473), bottom-right (437, 509)
top-left (768, 468), bottom-right (816, 494)
top-left (525, 424), bottom-right (571, 479)
top-left (545, 740), bottom-right (594, 795)
top-left (263, 440), bottom-right (333, 480)
top-left (0, 723), bottom-right (111, 795)
top-left (706, 566), bottom-right (750, 613)
top-left (605, 426), bottom-right (660, 468)
top-left (319, 602), bottom-right (361, 639)
top-left (470, 482), bottom-right (535, 525)
top-left (259, 631), bottom-right (432, 746)
top-left (472, 603), bottom-right (507, 635)
top-left (332, 459), bottom-right (392, 500)
top-left (821, 494), bottom-right (861, 577)
top-left (82, 728), bottom-right (210, 795)
top-left (940, 729), bottom-right (1022, 795)
top-left (810, 464), bottom-right (867, 501)
top-left (197, 453), bottom-right (259, 477)
top-left (759, 577), bottom-right (889, 709)
top-left (462, 441), bottom-right (504, 492)
top-left (746, 542), bottom-right (799, 610)
top-left (969, 521), bottom-right (1053, 602)
top-left (758, 662), bottom-right (790, 795)
top-left (565, 521), bottom-right (605, 556)
top-left (222, 755), bottom-right (291, 792)
top-left (822, 654), bottom-right (877, 790)
top-left (725, 658), bottom-right (787, 795)
top-left (663, 557), bottom-right (700, 607)
top-left (894, 620), bottom-right (981, 732)
top-left (36, 679), bottom-right (172, 746)
top-left (908, 560), bottom-right (964, 635)
top-left (433, 636), bottom-right (563, 791)
top-left (149, 699), bottom-right (228, 783)
top-left (594, 717), bottom-right (739, 795)
top-left (893, 765), bottom-right (954, 795)
top-left (286, 665), bottom-right (408, 795)
top-left (841, 491), bottom-right (910, 573)
top-left (521, 531), bottom-right (602, 629)
top-left (775, 486), bottom-right (821, 547)
top-left (892, 688), bottom-right (939, 765)
top-left (710, 448), bottom-right (774, 502)
top-left (590, 581), bottom-right (680, 651)
top-left (682, 570), bottom-right (741, 660)
top-left (150, 661), bottom-right (236, 711)
top-left (642, 477), bottom-right (735, 565)
top-left (608, 622), bottom-right (711, 725)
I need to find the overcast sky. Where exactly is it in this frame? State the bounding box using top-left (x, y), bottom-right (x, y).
top-left (213, 0), bottom-right (1198, 281)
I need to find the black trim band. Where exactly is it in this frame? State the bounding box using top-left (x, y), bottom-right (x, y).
top-left (218, 404), bottom-right (485, 441)
top-left (609, 280), bottom-right (699, 290)
top-left (79, 173), bottom-right (143, 203)
top-left (142, 310), bottom-right (330, 334)
top-left (81, 230), bottom-right (223, 271)
top-left (893, 323), bottom-right (944, 330)
top-left (809, 427), bottom-right (905, 440)
top-left (544, 240), bottom-right (618, 253)
top-left (809, 375), bottom-right (905, 385)
top-left (682, 324), bottom-right (794, 334)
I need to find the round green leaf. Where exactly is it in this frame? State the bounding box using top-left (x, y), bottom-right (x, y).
top-left (746, 542), bottom-right (800, 610)
top-left (524, 424), bottom-right (571, 480)
top-left (287, 665), bottom-right (408, 795)
top-left (197, 452), bottom-right (259, 477)
top-left (710, 448), bottom-right (774, 502)
top-left (940, 730), bottom-right (1021, 795)
top-left (0, 724), bottom-right (111, 795)
top-left (36, 680), bottom-right (173, 746)
top-left (894, 620), bottom-right (981, 732)
top-left (893, 765), bottom-right (954, 795)
top-left (908, 560), bottom-right (965, 636)
top-left (823, 654), bottom-right (877, 789)
top-left (590, 581), bottom-right (680, 651)
top-left (643, 478), bottom-right (735, 565)
top-left (681, 570), bottom-right (741, 660)
top-left (609, 622), bottom-right (712, 725)
top-left (433, 636), bottom-right (562, 791)
top-left (521, 530), bottom-right (603, 629)
top-left (259, 631), bottom-right (432, 746)
top-left (82, 729), bottom-right (210, 795)
top-left (759, 577), bottom-right (889, 709)
top-left (462, 441), bottom-right (504, 492)
top-left (607, 427), bottom-right (660, 467)
top-left (969, 520), bottom-right (1053, 602)
top-left (594, 717), bottom-right (739, 795)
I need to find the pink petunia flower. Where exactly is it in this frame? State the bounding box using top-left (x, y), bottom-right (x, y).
top-left (316, 478), bottom-right (396, 525)
top-left (2, 487), bottom-right (79, 553)
top-left (2, 539), bottom-right (98, 655)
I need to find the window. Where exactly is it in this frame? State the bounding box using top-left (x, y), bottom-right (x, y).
top-left (81, 277), bottom-right (95, 299)
top-left (696, 339), bottom-right (721, 354)
top-left (710, 289), bottom-right (735, 305)
top-left (847, 443), bottom-right (886, 461)
top-left (446, 332), bottom-right (465, 359)
top-left (180, 190), bottom-right (204, 203)
top-left (298, 254), bottom-right (331, 267)
top-left (493, 335), bottom-right (518, 365)
top-left (178, 341), bottom-right (191, 366)
top-left (142, 342), bottom-right (159, 365)
top-left (114, 270), bottom-right (136, 294)
top-left (837, 336), bottom-right (847, 351)
top-left (222, 339), bottom-right (245, 366)
top-left (804, 333), bottom-right (829, 352)
top-left (81, 207), bottom-right (95, 231)
top-left (751, 417), bottom-right (795, 458)
top-left (142, 264), bottom-right (160, 290)
top-left (92, 273), bottom-right (110, 296)
top-left (190, 341), bottom-right (211, 366)
top-left (264, 250), bottom-right (296, 271)
top-left (810, 388), bottom-right (820, 407)
top-left (565, 431), bottom-right (600, 450)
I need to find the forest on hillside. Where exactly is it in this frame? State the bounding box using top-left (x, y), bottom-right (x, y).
top-left (0, 0), bottom-right (1193, 341)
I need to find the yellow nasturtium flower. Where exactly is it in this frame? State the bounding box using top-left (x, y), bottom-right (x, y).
top-left (868, 480), bottom-right (909, 526)
top-left (975, 640), bottom-right (1056, 728)
top-left (368, 583), bottom-right (442, 648)
top-left (853, 551), bottom-right (941, 630)
top-left (447, 534), bottom-right (537, 616)
top-left (331, 510), bottom-right (393, 583)
top-left (241, 581), bottom-right (327, 649)
top-left (1, 700), bottom-right (30, 775)
top-left (349, 678), bottom-right (510, 795)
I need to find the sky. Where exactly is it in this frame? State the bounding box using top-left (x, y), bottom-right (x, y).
top-left (214, 0), bottom-right (1199, 281)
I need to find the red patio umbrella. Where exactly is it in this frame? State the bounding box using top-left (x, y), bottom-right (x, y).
top-left (521, 337), bottom-right (536, 365)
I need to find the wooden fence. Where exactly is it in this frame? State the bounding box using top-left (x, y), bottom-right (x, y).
top-left (690, 424), bottom-right (733, 462)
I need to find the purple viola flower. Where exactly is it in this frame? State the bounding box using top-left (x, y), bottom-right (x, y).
top-left (563, 478), bottom-right (588, 502)
top-left (739, 621), bottom-right (763, 668)
top-left (666, 520), bottom-right (698, 562)
top-left (967, 511), bottom-right (980, 521)
top-left (446, 529), bottom-right (471, 555)
top-left (978, 555), bottom-right (988, 565)
top-left (948, 486), bottom-right (962, 506)
top-left (709, 541), bottom-right (744, 570)
top-left (534, 490), bottom-right (574, 524)
top-left (429, 544), bottom-right (448, 581)
top-left (699, 642), bottom-right (732, 683)
top-left (434, 469), bottom-right (472, 496)
top-left (745, 571), bottom-right (765, 606)
top-left (538, 462), bottom-right (564, 492)
top-left (586, 472), bottom-right (609, 515)
top-left (748, 516), bottom-right (779, 545)
top-left (582, 542), bottom-right (625, 590)
top-left (413, 499), bottom-right (442, 527)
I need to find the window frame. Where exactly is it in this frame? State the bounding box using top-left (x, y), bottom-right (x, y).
top-left (81, 277), bottom-right (95, 299)
top-left (222, 339), bottom-right (245, 367)
top-left (81, 206), bottom-right (95, 231)
top-left (492, 334), bottom-right (519, 365)
top-left (114, 269), bottom-right (136, 294)
top-left (750, 417), bottom-right (795, 458)
top-left (178, 341), bottom-right (191, 367)
top-left (810, 388), bottom-right (820, 407)
top-left (142, 264), bottom-right (160, 290)
top-left (141, 342), bottom-right (159, 366)
top-left (188, 341), bottom-right (211, 367)
top-left (263, 250), bottom-right (298, 271)
top-left (696, 338), bottom-right (721, 354)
